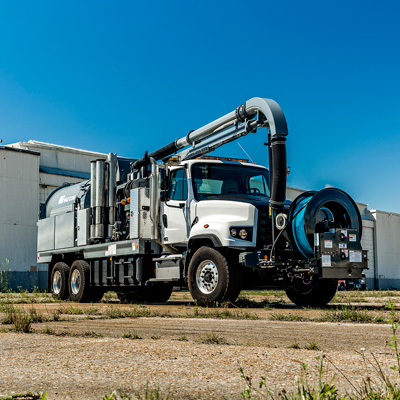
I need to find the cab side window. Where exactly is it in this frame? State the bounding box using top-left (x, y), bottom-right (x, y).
top-left (169, 169), bottom-right (188, 200)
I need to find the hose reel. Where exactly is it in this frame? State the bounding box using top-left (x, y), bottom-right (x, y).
top-left (288, 188), bottom-right (362, 259)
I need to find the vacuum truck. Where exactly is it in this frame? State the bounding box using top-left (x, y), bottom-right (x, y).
top-left (37, 97), bottom-right (367, 306)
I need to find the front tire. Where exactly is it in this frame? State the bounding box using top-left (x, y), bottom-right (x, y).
top-left (285, 278), bottom-right (338, 307)
top-left (68, 260), bottom-right (91, 302)
top-left (51, 262), bottom-right (70, 300)
top-left (188, 246), bottom-right (240, 306)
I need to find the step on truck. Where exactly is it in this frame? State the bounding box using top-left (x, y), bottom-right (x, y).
top-left (37, 97), bottom-right (368, 306)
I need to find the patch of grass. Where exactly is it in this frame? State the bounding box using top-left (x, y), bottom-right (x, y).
top-left (2, 305), bottom-right (33, 332)
top-left (151, 335), bottom-right (160, 340)
top-left (323, 304), bottom-right (386, 323)
top-left (176, 332), bottom-right (188, 341)
top-left (288, 342), bottom-right (301, 349)
top-left (41, 326), bottom-right (56, 335)
top-left (0, 392), bottom-right (47, 400)
top-left (103, 291), bottom-right (117, 303)
top-left (270, 313), bottom-right (310, 322)
top-left (305, 341), bottom-right (320, 351)
top-left (189, 306), bottom-right (259, 320)
top-left (103, 384), bottom-right (173, 400)
top-left (62, 306), bottom-right (84, 315)
top-left (27, 309), bottom-right (47, 323)
top-left (78, 331), bottom-right (105, 338)
top-left (123, 331), bottom-right (142, 339)
top-left (195, 331), bottom-right (228, 345)
top-left (103, 305), bottom-right (151, 319)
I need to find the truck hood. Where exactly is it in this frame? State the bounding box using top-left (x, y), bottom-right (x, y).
top-left (198, 195), bottom-right (291, 209)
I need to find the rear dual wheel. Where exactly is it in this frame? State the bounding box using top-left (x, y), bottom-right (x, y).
top-left (68, 260), bottom-right (91, 302)
top-left (51, 260), bottom-right (103, 302)
top-left (51, 262), bottom-right (70, 300)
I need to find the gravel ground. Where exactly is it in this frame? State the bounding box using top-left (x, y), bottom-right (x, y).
top-left (0, 316), bottom-right (398, 400)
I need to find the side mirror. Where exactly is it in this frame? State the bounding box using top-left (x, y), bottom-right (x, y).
top-left (161, 175), bottom-right (169, 191)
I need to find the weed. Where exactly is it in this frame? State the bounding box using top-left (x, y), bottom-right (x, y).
top-left (0, 259), bottom-right (10, 292)
top-left (103, 383), bottom-right (173, 399)
top-left (0, 392), bottom-right (47, 400)
top-left (288, 342), bottom-right (301, 349)
top-left (176, 332), bottom-right (188, 341)
top-left (270, 313), bottom-right (308, 322)
top-left (123, 331), bottom-right (142, 339)
top-left (195, 331), bottom-right (228, 345)
top-left (27, 308), bottom-right (47, 323)
top-left (151, 335), bottom-right (160, 340)
top-left (80, 331), bottom-right (105, 337)
top-left (2, 305), bottom-right (33, 332)
top-left (51, 310), bottom-right (61, 321)
top-left (324, 304), bottom-right (385, 323)
top-left (235, 294), bottom-right (255, 308)
top-left (42, 326), bottom-right (55, 335)
top-left (306, 341), bottom-right (320, 351)
top-left (64, 306), bottom-right (84, 315)
top-left (103, 291), bottom-right (116, 303)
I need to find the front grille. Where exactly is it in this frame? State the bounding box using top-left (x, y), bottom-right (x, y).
top-left (257, 207), bottom-right (273, 247)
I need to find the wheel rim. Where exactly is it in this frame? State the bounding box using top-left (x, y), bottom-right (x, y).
top-left (52, 270), bottom-right (62, 295)
top-left (294, 278), bottom-right (314, 295)
top-left (70, 269), bottom-right (81, 295)
top-left (196, 260), bottom-right (219, 295)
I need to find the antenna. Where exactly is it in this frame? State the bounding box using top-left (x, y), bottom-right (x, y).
top-left (237, 142), bottom-right (254, 163)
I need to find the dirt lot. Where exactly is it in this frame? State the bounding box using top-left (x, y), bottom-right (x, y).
top-left (1, 290), bottom-right (400, 399)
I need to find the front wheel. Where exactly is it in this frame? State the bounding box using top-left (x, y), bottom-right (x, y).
top-left (188, 246), bottom-right (240, 306)
top-left (285, 278), bottom-right (338, 307)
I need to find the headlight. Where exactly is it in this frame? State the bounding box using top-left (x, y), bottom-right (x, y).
top-left (230, 226), bottom-right (252, 241)
top-left (239, 229), bottom-right (247, 240)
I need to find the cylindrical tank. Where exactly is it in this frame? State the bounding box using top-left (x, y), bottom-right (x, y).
top-left (43, 180), bottom-right (90, 218)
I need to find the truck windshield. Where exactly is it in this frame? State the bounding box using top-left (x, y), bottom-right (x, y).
top-left (192, 163), bottom-right (270, 201)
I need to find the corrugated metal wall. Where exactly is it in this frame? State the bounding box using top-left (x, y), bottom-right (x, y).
top-left (0, 149), bottom-right (39, 273)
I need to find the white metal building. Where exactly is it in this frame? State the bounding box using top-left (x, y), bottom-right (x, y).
top-left (0, 140), bottom-right (399, 290)
top-left (1, 141), bottom-right (107, 289)
top-left (0, 146), bottom-right (40, 288)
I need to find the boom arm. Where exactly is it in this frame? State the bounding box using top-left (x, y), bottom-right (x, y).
top-left (132, 97), bottom-right (288, 209)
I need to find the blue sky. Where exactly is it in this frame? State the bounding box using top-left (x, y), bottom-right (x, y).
top-left (0, 0), bottom-right (399, 212)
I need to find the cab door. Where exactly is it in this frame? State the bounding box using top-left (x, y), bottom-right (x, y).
top-left (161, 168), bottom-right (189, 244)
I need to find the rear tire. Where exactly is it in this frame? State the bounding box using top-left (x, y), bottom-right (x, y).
top-left (116, 290), bottom-right (144, 304)
top-left (285, 278), bottom-right (338, 307)
top-left (89, 288), bottom-right (104, 302)
top-left (68, 260), bottom-right (91, 302)
top-left (143, 285), bottom-right (173, 303)
top-left (51, 262), bottom-right (70, 300)
top-left (117, 285), bottom-right (173, 304)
